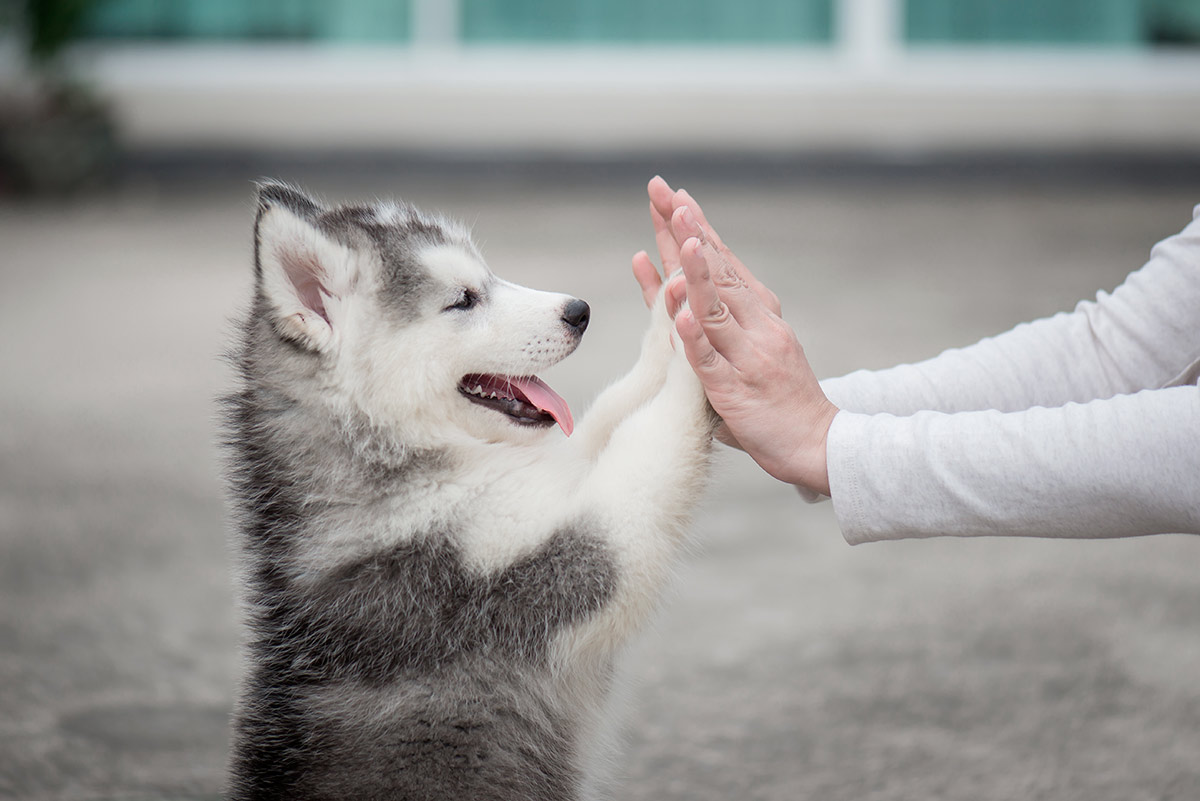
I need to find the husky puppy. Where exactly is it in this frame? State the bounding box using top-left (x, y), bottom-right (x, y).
top-left (224, 182), bottom-right (716, 801)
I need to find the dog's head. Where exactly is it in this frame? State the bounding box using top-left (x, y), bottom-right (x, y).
top-left (249, 181), bottom-right (587, 447)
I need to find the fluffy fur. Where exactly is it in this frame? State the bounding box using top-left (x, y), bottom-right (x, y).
top-left (223, 182), bottom-right (717, 801)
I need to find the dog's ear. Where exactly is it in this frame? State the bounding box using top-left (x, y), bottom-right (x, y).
top-left (254, 181), bottom-right (359, 352)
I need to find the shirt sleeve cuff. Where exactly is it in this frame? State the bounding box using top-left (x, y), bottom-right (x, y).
top-left (825, 411), bottom-right (876, 545)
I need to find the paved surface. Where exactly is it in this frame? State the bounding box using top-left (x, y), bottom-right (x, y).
top-left (1, 166), bottom-right (1198, 800)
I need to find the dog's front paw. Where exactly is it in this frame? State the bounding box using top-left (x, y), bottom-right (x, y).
top-left (637, 270), bottom-right (681, 364)
top-left (651, 269), bottom-right (681, 332)
top-left (665, 334), bottom-right (712, 414)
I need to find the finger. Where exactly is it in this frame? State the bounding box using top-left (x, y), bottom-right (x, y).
top-left (672, 188), bottom-right (725, 249)
top-left (675, 211), bottom-right (767, 328)
top-left (671, 198), bottom-right (782, 317)
top-left (675, 308), bottom-right (736, 387)
top-left (631, 250), bottom-right (662, 309)
top-left (665, 273), bottom-right (686, 319)
top-left (650, 201), bottom-right (682, 276)
top-left (679, 236), bottom-right (756, 363)
top-left (648, 175), bottom-right (676, 225)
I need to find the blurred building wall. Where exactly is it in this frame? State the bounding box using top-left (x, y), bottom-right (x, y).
top-left (19, 0), bottom-right (1200, 155)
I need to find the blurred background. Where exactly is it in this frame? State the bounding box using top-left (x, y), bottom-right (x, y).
top-left (4, 0), bottom-right (1200, 171)
top-left (2, 1), bottom-right (1199, 800)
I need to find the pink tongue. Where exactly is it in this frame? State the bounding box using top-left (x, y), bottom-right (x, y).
top-left (511, 375), bottom-right (574, 436)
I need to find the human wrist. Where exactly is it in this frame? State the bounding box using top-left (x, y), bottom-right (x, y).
top-left (779, 400), bottom-right (837, 496)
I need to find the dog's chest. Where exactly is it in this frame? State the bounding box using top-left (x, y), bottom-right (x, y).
top-left (279, 524), bottom-right (617, 682)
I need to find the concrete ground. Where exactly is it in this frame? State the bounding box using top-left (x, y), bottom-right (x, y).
top-left (1, 163), bottom-right (1197, 800)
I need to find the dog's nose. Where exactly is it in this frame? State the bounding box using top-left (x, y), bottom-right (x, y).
top-left (561, 299), bottom-right (590, 335)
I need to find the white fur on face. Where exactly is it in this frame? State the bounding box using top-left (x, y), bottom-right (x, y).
top-left (332, 243), bottom-right (582, 448)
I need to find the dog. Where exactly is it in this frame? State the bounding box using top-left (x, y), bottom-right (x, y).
top-left (223, 181), bottom-right (717, 801)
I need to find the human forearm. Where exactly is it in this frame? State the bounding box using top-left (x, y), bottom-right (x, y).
top-left (828, 386), bottom-right (1200, 544)
top-left (824, 206), bottom-right (1200, 416)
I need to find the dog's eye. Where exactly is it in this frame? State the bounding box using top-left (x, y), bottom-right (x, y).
top-left (444, 288), bottom-right (479, 312)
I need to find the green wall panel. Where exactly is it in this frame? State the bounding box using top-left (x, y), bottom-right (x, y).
top-left (461, 0), bottom-right (834, 43)
top-left (905, 0), bottom-right (1145, 45)
top-left (84, 0), bottom-right (411, 41)
top-left (81, 0), bottom-right (1196, 47)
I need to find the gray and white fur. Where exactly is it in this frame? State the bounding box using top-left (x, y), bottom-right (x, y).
top-left (223, 182), bottom-right (717, 801)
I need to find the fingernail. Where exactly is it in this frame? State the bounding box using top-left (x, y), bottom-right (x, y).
top-left (680, 206), bottom-right (697, 231)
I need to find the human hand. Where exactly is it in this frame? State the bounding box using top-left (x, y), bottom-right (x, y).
top-left (630, 179), bottom-right (681, 310)
top-left (636, 180), bottom-right (838, 495)
top-left (632, 176), bottom-right (781, 317)
top-left (632, 177), bottom-right (785, 451)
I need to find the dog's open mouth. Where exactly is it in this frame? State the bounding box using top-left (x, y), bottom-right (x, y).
top-left (458, 374), bottom-right (574, 436)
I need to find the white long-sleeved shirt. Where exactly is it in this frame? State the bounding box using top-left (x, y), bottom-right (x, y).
top-left (815, 204), bottom-right (1200, 545)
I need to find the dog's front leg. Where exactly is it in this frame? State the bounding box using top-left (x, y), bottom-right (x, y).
top-left (569, 342), bottom-right (719, 652)
top-left (572, 288), bottom-right (678, 459)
